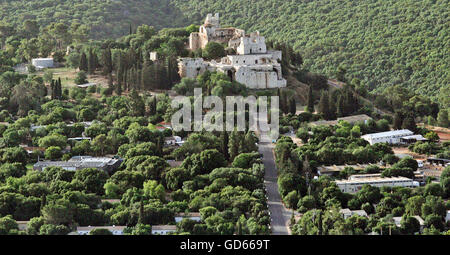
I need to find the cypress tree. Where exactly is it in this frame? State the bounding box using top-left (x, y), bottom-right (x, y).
top-left (328, 92), bottom-right (336, 120)
top-left (88, 48), bottom-right (96, 74)
top-left (243, 131), bottom-right (258, 153)
top-left (141, 62), bottom-right (151, 90)
top-left (221, 131), bottom-right (229, 160)
top-left (228, 129), bottom-right (240, 161)
top-left (50, 79), bottom-right (55, 100)
top-left (115, 81), bottom-right (122, 96)
top-left (57, 77), bottom-right (62, 99)
top-left (306, 85), bottom-right (314, 113)
top-left (138, 199), bottom-right (144, 224)
top-left (318, 90), bottom-right (331, 120)
top-left (102, 47), bottom-right (113, 75)
top-left (289, 97), bottom-right (296, 114)
top-left (393, 112), bottom-right (404, 130)
top-left (402, 114), bottom-right (417, 132)
top-left (79, 52), bottom-right (88, 72)
top-left (336, 95), bottom-right (344, 117)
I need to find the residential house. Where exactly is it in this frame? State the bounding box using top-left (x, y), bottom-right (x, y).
top-left (151, 225), bottom-right (177, 235)
top-left (174, 212), bottom-right (202, 223)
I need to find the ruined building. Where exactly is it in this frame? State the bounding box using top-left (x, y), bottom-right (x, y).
top-left (179, 13), bottom-right (287, 89)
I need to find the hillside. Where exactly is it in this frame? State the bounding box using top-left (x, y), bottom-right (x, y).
top-left (1, 0), bottom-right (448, 100)
top-left (171, 0), bottom-right (449, 100)
top-left (0, 0), bottom-right (187, 39)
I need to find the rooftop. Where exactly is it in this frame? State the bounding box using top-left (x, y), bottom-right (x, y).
top-left (335, 176), bottom-right (413, 185)
top-left (76, 226), bottom-right (126, 232)
top-left (361, 129), bottom-right (413, 139)
top-left (152, 225), bottom-right (177, 231)
top-left (34, 156), bottom-right (122, 170)
top-left (175, 212), bottom-right (201, 217)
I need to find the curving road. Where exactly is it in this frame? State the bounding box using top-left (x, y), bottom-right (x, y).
top-left (259, 141), bottom-right (291, 235)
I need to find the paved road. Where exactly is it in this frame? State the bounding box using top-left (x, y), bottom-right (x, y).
top-left (258, 142), bottom-right (291, 235)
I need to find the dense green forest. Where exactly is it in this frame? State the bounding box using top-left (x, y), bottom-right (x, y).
top-left (0, 0), bottom-right (187, 39)
top-left (1, 0), bottom-right (448, 101)
top-left (171, 0), bottom-right (449, 100)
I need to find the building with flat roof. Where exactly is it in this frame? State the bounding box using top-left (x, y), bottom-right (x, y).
top-left (174, 212), bottom-right (202, 223)
top-left (151, 225), bottom-right (177, 235)
top-left (335, 176), bottom-right (418, 193)
top-left (31, 58), bottom-right (54, 69)
top-left (339, 208), bottom-right (368, 219)
top-left (72, 226), bottom-right (126, 235)
top-left (33, 156), bottom-right (122, 172)
top-left (361, 129), bottom-right (423, 145)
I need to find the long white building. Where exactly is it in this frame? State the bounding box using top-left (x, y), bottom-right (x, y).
top-left (335, 176), bottom-right (419, 193)
top-left (361, 129), bottom-right (416, 145)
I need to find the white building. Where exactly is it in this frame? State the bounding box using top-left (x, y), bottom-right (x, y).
top-left (335, 176), bottom-right (419, 193)
top-left (339, 208), bottom-right (368, 219)
top-left (31, 58), bottom-right (54, 69)
top-left (446, 210), bottom-right (450, 223)
top-left (165, 136), bottom-right (183, 146)
top-left (151, 225), bottom-right (177, 235)
top-left (73, 226), bottom-right (126, 235)
top-left (33, 156), bottom-right (123, 172)
top-left (16, 221), bottom-right (29, 231)
top-left (361, 129), bottom-right (417, 145)
top-left (174, 212), bottom-right (202, 223)
top-left (179, 13), bottom-right (286, 89)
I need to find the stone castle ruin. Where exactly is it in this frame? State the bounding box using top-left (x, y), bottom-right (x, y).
top-left (178, 13), bottom-right (287, 89)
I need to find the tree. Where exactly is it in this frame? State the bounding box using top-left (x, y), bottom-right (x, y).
top-left (0, 215), bottom-right (18, 235)
top-left (400, 216), bottom-right (420, 234)
top-left (336, 65), bottom-right (347, 82)
top-left (92, 134), bottom-right (111, 156)
top-left (424, 183), bottom-right (443, 197)
top-left (143, 180), bottom-right (166, 201)
top-left (289, 98), bottom-right (296, 114)
top-left (164, 167), bottom-right (190, 191)
top-left (393, 112), bottom-right (404, 130)
top-left (79, 52), bottom-right (88, 72)
top-left (306, 85), bottom-right (314, 113)
top-left (41, 202), bottom-right (74, 226)
top-left (39, 224), bottom-right (71, 235)
top-left (202, 42), bottom-right (225, 60)
top-left (73, 168), bottom-right (109, 195)
top-left (88, 48), bottom-right (97, 75)
top-left (437, 109), bottom-right (449, 128)
top-left (405, 196), bottom-right (424, 216)
top-left (318, 90), bottom-right (332, 120)
top-left (75, 71), bottom-right (88, 85)
top-left (284, 190), bottom-right (299, 209)
top-left (401, 114), bottom-right (417, 132)
top-left (90, 228), bottom-right (113, 235)
top-left (102, 47), bottom-right (113, 75)
top-left (228, 129), bottom-right (241, 161)
top-left (44, 146), bottom-right (62, 160)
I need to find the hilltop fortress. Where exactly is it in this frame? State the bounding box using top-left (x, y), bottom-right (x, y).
top-left (178, 13), bottom-right (287, 89)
